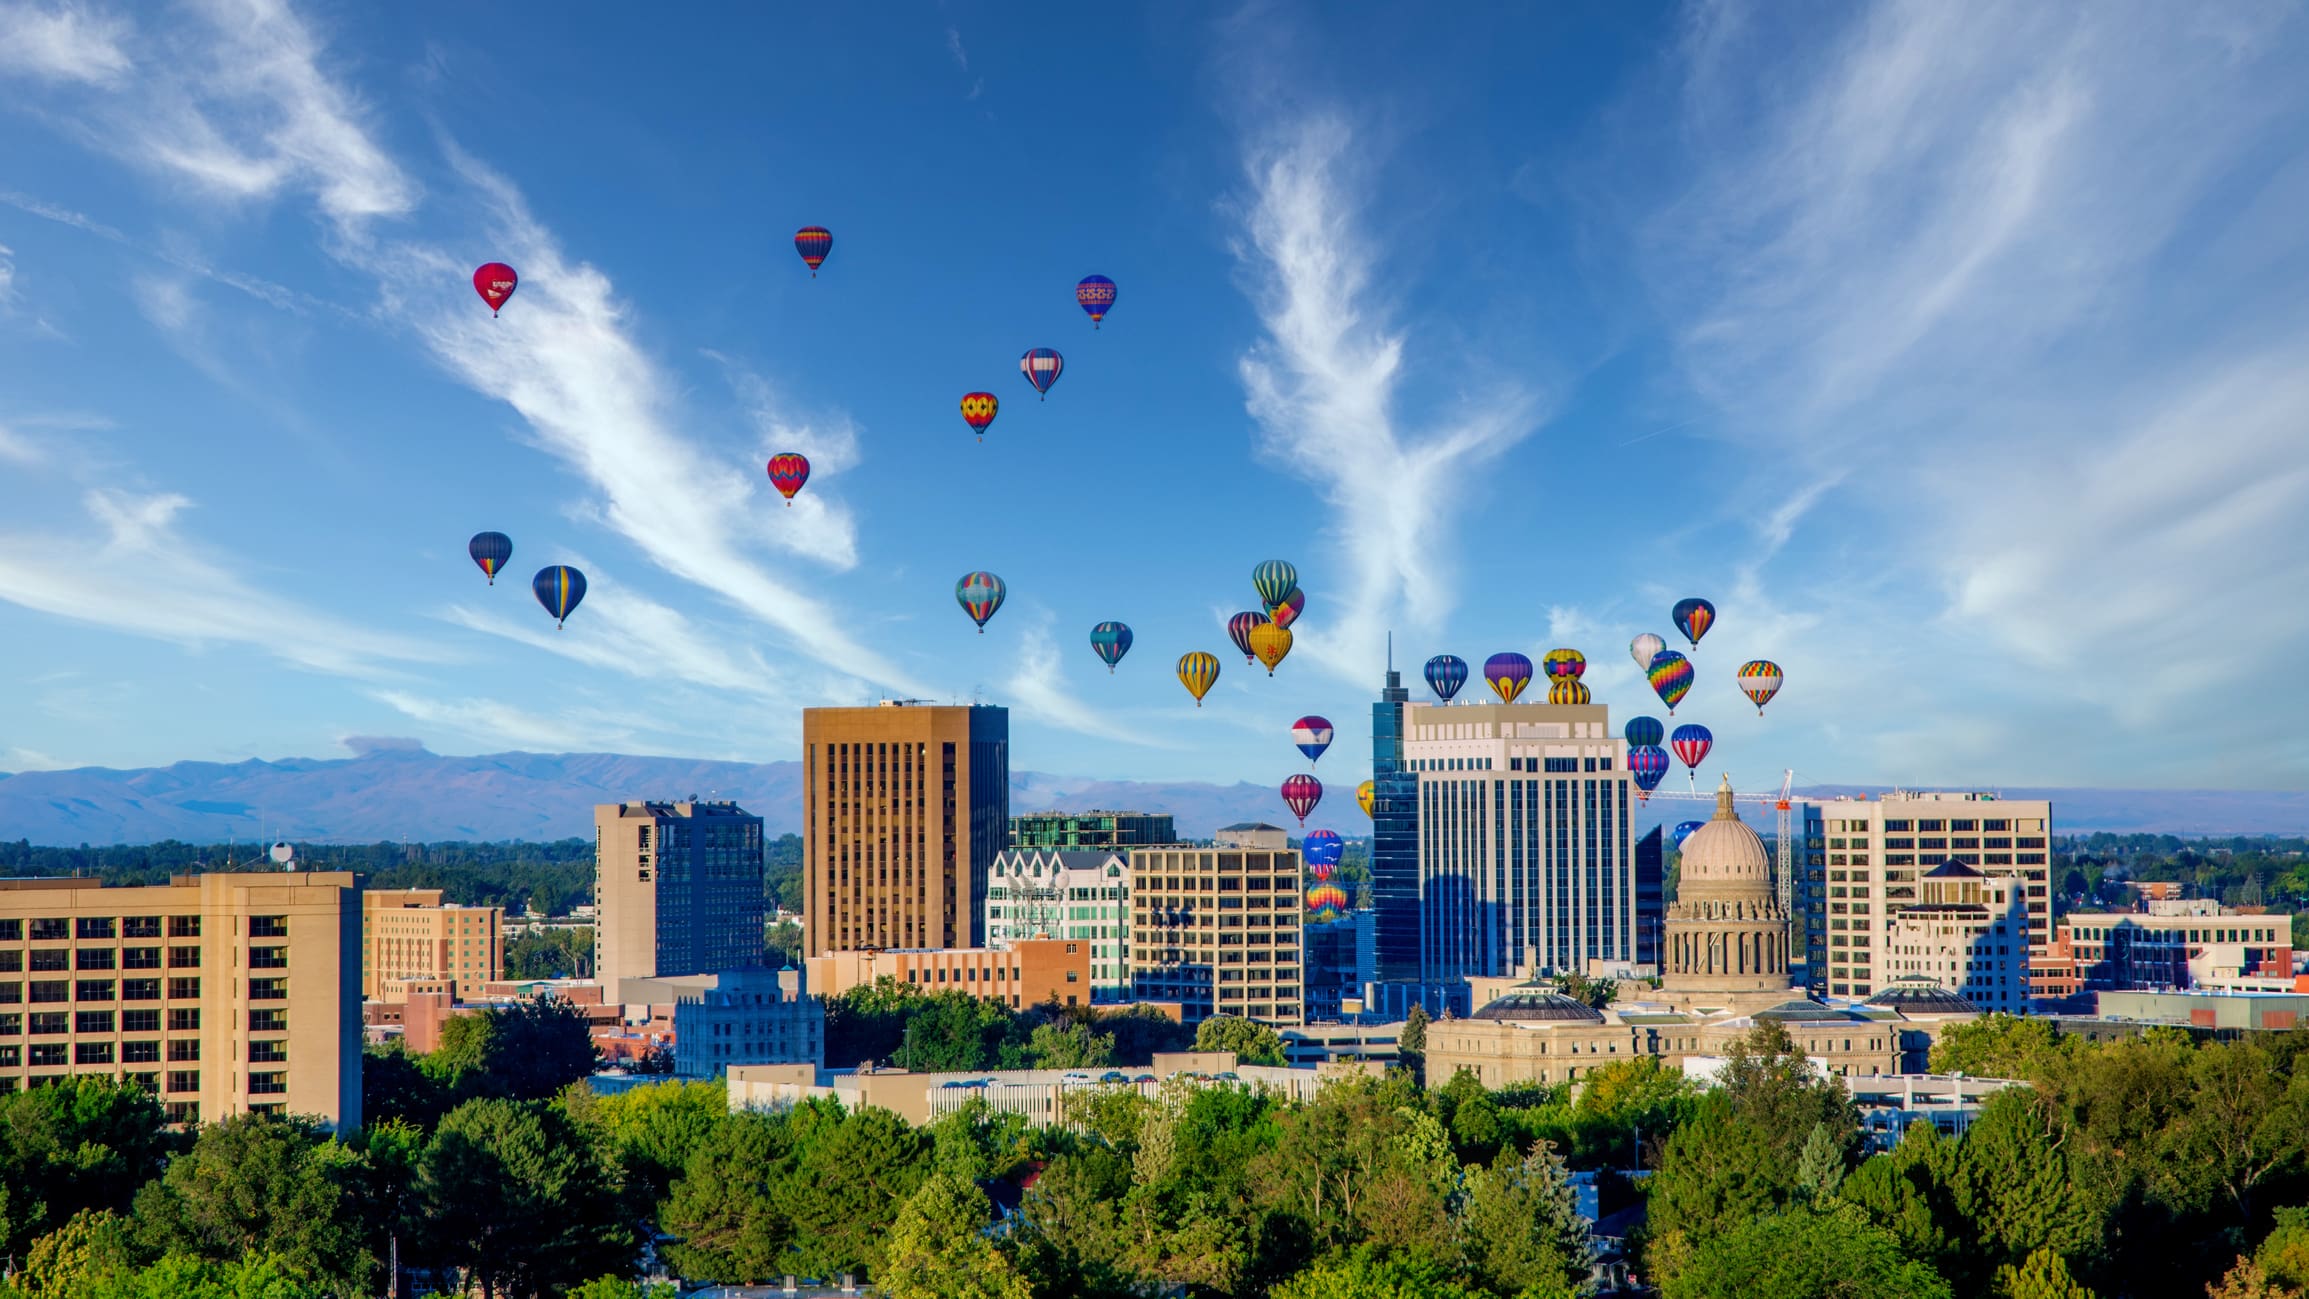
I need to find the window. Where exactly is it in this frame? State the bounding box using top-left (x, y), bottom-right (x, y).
top-left (249, 946), bottom-right (288, 970)
top-left (76, 948), bottom-right (114, 971)
top-left (167, 1009), bottom-right (200, 1031)
top-left (75, 917), bottom-right (115, 940)
top-left (122, 916), bottom-right (161, 939)
top-left (0, 1046), bottom-right (16, 1067)
top-left (248, 1072), bottom-right (287, 1095)
top-left (29, 950), bottom-right (67, 972)
top-left (249, 978), bottom-right (287, 1001)
top-left (123, 1041), bottom-right (160, 1064)
top-left (76, 980), bottom-right (115, 1002)
top-left (0, 952), bottom-right (18, 972)
top-left (28, 1012), bottom-right (66, 1035)
top-left (74, 1042), bottom-right (113, 1065)
top-left (168, 916), bottom-right (201, 938)
top-left (249, 1009), bottom-right (287, 1033)
top-left (249, 916), bottom-right (288, 938)
top-left (167, 946), bottom-right (201, 969)
top-left (29, 1044), bottom-right (66, 1067)
top-left (28, 981), bottom-right (67, 1003)
top-left (166, 1070), bottom-right (199, 1094)
top-left (122, 1009), bottom-right (159, 1033)
top-left (75, 1010), bottom-right (114, 1034)
top-left (122, 948), bottom-right (159, 969)
top-left (167, 1039), bottom-right (200, 1062)
top-left (0, 920), bottom-right (18, 941)
top-left (0, 983), bottom-right (17, 1005)
top-left (249, 1040), bottom-right (287, 1063)
top-left (29, 919), bottom-right (68, 942)
top-left (122, 979), bottom-right (160, 1001)
top-left (164, 1101), bottom-right (199, 1124)
top-left (167, 978), bottom-right (200, 1000)
top-left (0, 1014), bottom-right (18, 1035)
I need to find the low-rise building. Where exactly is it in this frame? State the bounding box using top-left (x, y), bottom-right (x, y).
top-left (985, 849), bottom-right (1132, 1001)
top-left (805, 938), bottom-right (1092, 1010)
top-left (1883, 860), bottom-right (2030, 1014)
top-left (1130, 824), bottom-right (1303, 1026)
top-left (2061, 904), bottom-right (2291, 991)
top-left (361, 888), bottom-right (503, 1000)
top-left (1848, 1073), bottom-right (2030, 1151)
top-left (2096, 988), bottom-right (2309, 1031)
top-left (621, 967), bottom-right (824, 1078)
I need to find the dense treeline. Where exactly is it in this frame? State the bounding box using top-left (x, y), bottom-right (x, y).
top-left (823, 979), bottom-right (1196, 1071)
top-left (2058, 833), bottom-right (2309, 910)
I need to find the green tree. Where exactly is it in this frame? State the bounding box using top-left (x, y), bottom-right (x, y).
top-left (2256, 1206), bottom-right (2309, 1292)
top-left (1639, 1095), bottom-right (1786, 1283)
top-left (1192, 1014), bottom-right (1287, 1067)
top-left (660, 1110), bottom-right (792, 1284)
top-left (419, 1099), bottom-right (635, 1299)
top-left (1456, 1144), bottom-right (1590, 1298)
top-left (1399, 1005), bottom-right (1430, 1082)
top-left (0, 1075), bottom-right (172, 1256)
top-left (81, 1253), bottom-right (326, 1299)
top-left (15, 1208), bottom-right (136, 1297)
top-left (566, 1279), bottom-right (677, 1299)
top-left (774, 1100), bottom-right (933, 1280)
top-left (1795, 1121), bottom-right (1847, 1202)
top-left (1931, 1015), bottom-right (2072, 1079)
top-left (1835, 1120), bottom-right (1970, 1290)
top-left (1026, 1020), bottom-right (1116, 1071)
top-left (1661, 1208), bottom-right (1953, 1299)
top-left (128, 1114), bottom-right (374, 1294)
top-left (878, 1172), bottom-right (1032, 1299)
top-left (1950, 1089), bottom-right (2115, 1278)
top-left (1272, 1245), bottom-right (1483, 1299)
top-left (360, 1045), bottom-right (455, 1131)
top-left (505, 927), bottom-right (594, 979)
top-left (1995, 1247), bottom-right (2098, 1299)
top-left (561, 1078), bottom-right (727, 1208)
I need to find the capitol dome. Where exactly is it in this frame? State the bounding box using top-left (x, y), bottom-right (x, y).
top-left (1659, 775), bottom-right (1793, 1011)
top-left (1676, 775), bottom-right (1772, 902)
top-left (1470, 986), bottom-right (1608, 1024)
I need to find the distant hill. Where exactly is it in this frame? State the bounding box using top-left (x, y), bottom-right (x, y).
top-left (0, 743), bottom-right (2299, 845)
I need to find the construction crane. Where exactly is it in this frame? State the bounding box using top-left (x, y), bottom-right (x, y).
top-left (1640, 768), bottom-right (1801, 912)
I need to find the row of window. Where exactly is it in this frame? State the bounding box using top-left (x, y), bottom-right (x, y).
top-left (0, 915), bottom-right (287, 941)
top-left (0, 1037), bottom-right (282, 1066)
top-left (0, 945), bottom-right (270, 972)
top-left (0, 976), bottom-right (287, 1002)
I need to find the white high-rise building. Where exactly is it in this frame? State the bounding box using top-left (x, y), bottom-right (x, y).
top-left (1884, 860), bottom-right (2030, 1013)
top-left (1402, 699), bottom-right (1635, 981)
top-left (984, 849), bottom-right (1132, 1002)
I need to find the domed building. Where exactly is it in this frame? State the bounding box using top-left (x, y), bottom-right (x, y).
top-left (1658, 777), bottom-right (1796, 1015)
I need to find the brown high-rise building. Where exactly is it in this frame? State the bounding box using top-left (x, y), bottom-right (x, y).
top-left (803, 702), bottom-right (1009, 957)
top-left (594, 801), bottom-right (766, 1000)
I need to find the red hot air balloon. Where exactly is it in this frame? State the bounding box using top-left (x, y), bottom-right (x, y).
top-left (766, 453), bottom-right (810, 506)
top-left (794, 226), bottom-right (831, 276)
top-left (961, 392), bottom-right (998, 443)
top-left (472, 263), bottom-right (517, 316)
top-left (1281, 774), bottom-right (1323, 826)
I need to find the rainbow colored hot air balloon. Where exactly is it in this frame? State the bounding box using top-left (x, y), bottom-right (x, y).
top-left (955, 571), bottom-right (1005, 633)
top-left (1625, 716), bottom-right (1665, 749)
top-left (1356, 780), bottom-right (1375, 818)
top-left (794, 226), bottom-right (832, 276)
top-left (1673, 598), bottom-right (1715, 649)
top-left (532, 565), bottom-right (586, 629)
top-left (1281, 774), bottom-right (1323, 826)
top-left (1019, 348), bottom-right (1063, 400)
top-left (1076, 274), bottom-right (1115, 328)
top-left (1425, 655), bottom-right (1468, 702)
top-left (1252, 560), bottom-right (1298, 609)
top-left (1647, 650), bottom-right (1693, 714)
top-left (766, 453), bottom-right (810, 506)
top-left (1291, 716), bottom-right (1334, 764)
top-left (1269, 587), bottom-right (1305, 629)
top-left (1227, 611), bottom-right (1268, 664)
top-left (1631, 633), bottom-right (1666, 670)
top-left (1484, 652), bottom-right (1534, 705)
top-left (468, 532), bottom-right (512, 585)
top-left (1090, 621), bottom-right (1133, 673)
top-left (1303, 829), bottom-right (1343, 868)
top-left (1306, 884), bottom-right (1350, 923)
top-left (1627, 745), bottom-right (1670, 802)
top-left (1177, 652), bottom-right (1221, 707)
top-left (1249, 622), bottom-right (1294, 676)
top-left (960, 392), bottom-right (998, 442)
top-left (1738, 660), bottom-right (1784, 715)
top-left (1672, 820), bottom-right (1705, 850)
top-left (1671, 724), bottom-right (1713, 771)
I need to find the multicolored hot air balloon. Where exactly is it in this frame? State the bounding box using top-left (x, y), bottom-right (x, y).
top-left (1484, 652), bottom-right (1534, 704)
top-left (1627, 745), bottom-right (1669, 801)
top-left (1647, 650), bottom-right (1694, 714)
top-left (1228, 611), bottom-right (1268, 665)
top-left (1252, 560), bottom-right (1298, 609)
top-left (1303, 829), bottom-right (1343, 868)
top-left (1625, 716), bottom-right (1665, 749)
top-left (1310, 858), bottom-right (1335, 882)
top-left (955, 571), bottom-right (1005, 633)
top-left (1738, 660), bottom-right (1784, 715)
top-left (960, 392), bottom-right (998, 442)
top-left (1249, 622), bottom-right (1294, 675)
top-left (1671, 820), bottom-right (1706, 850)
top-left (1076, 274), bottom-right (1115, 328)
top-left (1548, 677), bottom-right (1592, 705)
top-left (1673, 598), bottom-right (1716, 649)
top-left (532, 565), bottom-right (585, 629)
top-left (1631, 632), bottom-right (1665, 670)
top-left (1306, 884), bottom-right (1350, 923)
top-left (1177, 651), bottom-right (1221, 707)
top-left (1281, 774), bottom-right (1323, 826)
top-left (766, 453), bottom-right (810, 506)
top-left (1268, 587), bottom-right (1305, 629)
top-left (1671, 724), bottom-right (1714, 771)
top-left (1543, 648), bottom-right (1587, 680)
top-left (1425, 655), bottom-right (1468, 703)
top-left (1090, 621), bottom-right (1132, 673)
top-left (1357, 780), bottom-right (1375, 817)
top-left (1019, 348), bottom-right (1063, 400)
top-left (1291, 716), bottom-right (1334, 763)
top-left (468, 532), bottom-right (511, 585)
top-left (472, 262), bottom-right (517, 316)
top-left (794, 226), bottom-right (831, 276)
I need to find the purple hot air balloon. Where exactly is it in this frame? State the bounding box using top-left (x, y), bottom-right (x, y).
top-left (1425, 654), bottom-right (1468, 702)
top-left (1484, 652), bottom-right (1534, 705)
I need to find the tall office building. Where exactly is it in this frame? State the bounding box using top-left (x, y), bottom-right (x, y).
top-left (1008, 811), bottom-right (1174, 850)
top-left (1800, 792), bottom-right (2053, 999)
top-left (802, 702), bottom-right (1010, 957)
top-left (1404, 699), bottom-right (1635, 982)
top-left (1368, 662), bottom-right (1419, 981)
top-left (1130, 824), bottom-right (1303, 1025)
top-left (595, 801), bottom-right (766, 1000)
top-left (361, 889), bottom-right (503, 1000)
top-left (0, 872), bottom-right (361, 1128)
top-left (1634, 827), bottom-right (1665, 970)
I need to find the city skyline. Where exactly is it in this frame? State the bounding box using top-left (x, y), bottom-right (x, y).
top-left (2, 3), bottom-right (2306, 797)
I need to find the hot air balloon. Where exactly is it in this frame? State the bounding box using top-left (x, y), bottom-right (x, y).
top-left (955, 571), bottom-right (1005, 633)
top-left (1547, 677), bottom-right (1592, 705)
top-left (1291, 715), bottom-right (1334, 764)
top-left (1228, 611), bottom-right (1268, 665)
top-left (1281, 774), bottom-right (1323, 826)
top-left (1543, 648), bottom-right (1587, 680)
top-left (1177, 651), bottom-right (1221, 706)
top-left (1484, 652), bottom-right (1534, 704)
top-left (766, 453), bottom-right (810, 506)
top-left (1090, 621), bottom-right (1133, 673)
top-left (1249, 622), bottom-right (1294, 675)
top-left (1019, 348), bottom-right (1063, 400)
top-left (1738, 660), bottom-right (1784, 715)
top-left (1425, 655), bottom-right (1468, 703)
top-left (1673, 597), bottom-right (1715, 649)
top-left (1671, 820), bottom-right (1705, 850)
top-left (1306, 884), bottom-right (1349, 922)
top-left (1303, 829), bottom-right (1343, 868)
top-left (1310, 859), bottom-right (1335, 882)
top-left (1268, 587), bottom-right (1305, 629)
top-left (532, 565), bottom-right (586, 629)
top-left (960, 392), bottom-right (998, 442)
top-left (1357, 780), bottom-right (1375, 817)
top-left (1252, 560), bottom-right (1298, 609)
top-left (1625, 716), bottom-right (1665, 749)
top-left (1671, 724), bottom-right (1714, 771)
top-left (468, 532), bottom-right (511, 585)
top-left (472, 262), bottom-right (517, 316)
top-left (1627, 745), bottom-right (1669, 801)
top-left (1647, 650), bottom-right (1694, 713)
top-left (1076, 274), bottom-right (1116, 328)
top-left (1631, 632), bottom-right (1665, 670)
top-left (794, 226), bottom-right (831, 276)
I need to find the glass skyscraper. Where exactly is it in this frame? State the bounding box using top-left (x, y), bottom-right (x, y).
top-left (1369, 664), bottom-right (1420, 982)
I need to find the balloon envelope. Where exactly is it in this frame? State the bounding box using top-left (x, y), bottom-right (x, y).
top-left (1546, 678), bottom-right (1592, 705)
top-left (1673, 598), bottom-right (1716, 648)
top-left (1627, 745), bottom-right (1670, 798)
top-left (955, 571), bottom-right (1005, 632)
top-left (1356, 779), bottom-right (1375, 817)
top-left (1542, 648), bottom-right (1587, 680)
top-left (1177, 652), bottom-right (1221, 706)
top-left (767, 453), bottom-right (810, 504)
top-left (472, 262), bottom-right (517, 315)
top-left (794, 226), bottom-right (832, 274)
top-left (1228, 611), bottom-right (1268, 664)
top-left (1484, 652), bottom-right (1534, 704)
top-left (1090, 621), bottom-right (1133, 672)
top-left (1425, 654), bottom-right (1468, 702)
top-left (1249, 622), bottom-right (1293, 675)
top-left (1739, 660), bottom-right (1784, 714)
top-left (1631, 633), bottom-right (1666, 669)
top-left (1625, 716), bottom-right (1665, 748)
top-left (532, 565), bottom-right (586, 628)
top-left (1671, 724), bottom-right (1714, 771)
top-left (1268, 587), bottom-right (1305, 629)
top-left (1281, 774), bottom-right (1323, 825)
top-left (1076, 274), bottom-right (1116, 326)
top-left (468, 531), bottom-right (511, 584)
top-left (1671, 820), bottom-right (1706, 850)
top-left (961, 392), bottom-right (998, 441)
top-left (1647, 650), bottom-right (1694, 713)
top-left (1304, 829), bottom-right (1343, 868)
top-left (1019, 347), bottom-right (1063, 398)
top-left (1291, 715), bottom-right (1334, 763)
top-left (1252, 560), bottom-right (1298, 609)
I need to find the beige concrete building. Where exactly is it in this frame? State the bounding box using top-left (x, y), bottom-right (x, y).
top-left (1884, 861), bottom-right (2030, 1014)
top-left (802, 702), bottom-right (1010, 957)
top-left (805, 937), bottom-right (1093, 1012)
top-left (361, 888), bottom-right (503, 999)
top-left (0, 872), bottom-right (361, 1129)
top-left (1130, 823), bottom-right (1303, 1026)
top-left (595, 801), bottom-right (766, 1000)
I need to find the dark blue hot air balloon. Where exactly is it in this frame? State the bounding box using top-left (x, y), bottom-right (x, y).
top-left (532, 565), bottom-right (586, 629)
top-left (468, 532), bottom-right (512, 585)
top-left (1625, 716), bottom-right (1665, 749)
top-left (1671, 820), bottom-right (1706, 851)
top-left (1424, 654), bottom-right (1468, 703)
top-left (1090, 621), bottom-right (1132, 673)
top-left (1303, 829), bottom-right (1343, 869)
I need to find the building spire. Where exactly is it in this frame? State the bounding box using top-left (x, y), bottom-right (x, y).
top-left (1715, 773), bottom-right (1736, 820)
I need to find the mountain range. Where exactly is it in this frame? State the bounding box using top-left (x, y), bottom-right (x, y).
top-left (0, 740), bottom-right (2300, 845)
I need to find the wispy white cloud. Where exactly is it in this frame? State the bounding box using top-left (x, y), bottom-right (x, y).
top-left (371, 690), bottom-right (633, 753)
top-left (944, 25), bottom-right (967, 70)
top-left (1000, 611), bottom-right (1179, 749)
top-left (1234, 115), bottom-right (1545, 680)
top-left (0, 1), bottom-right (131, 85)
top-left (705, 349), bottom-right (861, 570)
top-left (439, 581), bottom-right (803, 705)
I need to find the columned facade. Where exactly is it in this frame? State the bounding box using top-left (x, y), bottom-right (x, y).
top-left (1659, 777), bottom-right (1795, 1014)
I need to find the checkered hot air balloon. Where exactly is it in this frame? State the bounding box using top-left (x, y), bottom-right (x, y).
top-left (1738, 660), bottom-right (1784, 715)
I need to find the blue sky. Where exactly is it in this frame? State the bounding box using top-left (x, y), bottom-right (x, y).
top-left (2, 1), bottom-right (2307, 798)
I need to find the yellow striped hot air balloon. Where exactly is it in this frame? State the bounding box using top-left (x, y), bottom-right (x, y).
top-left (1356, 780), bottom-right (1375, 818)
top-left (1177, 652), bottom-right (1221, 707)
top-left (1248, 623), bottom-right (1294, 676)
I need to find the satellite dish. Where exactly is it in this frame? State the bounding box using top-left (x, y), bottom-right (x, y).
top-left (268, 842), bottom-right (294, 866)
